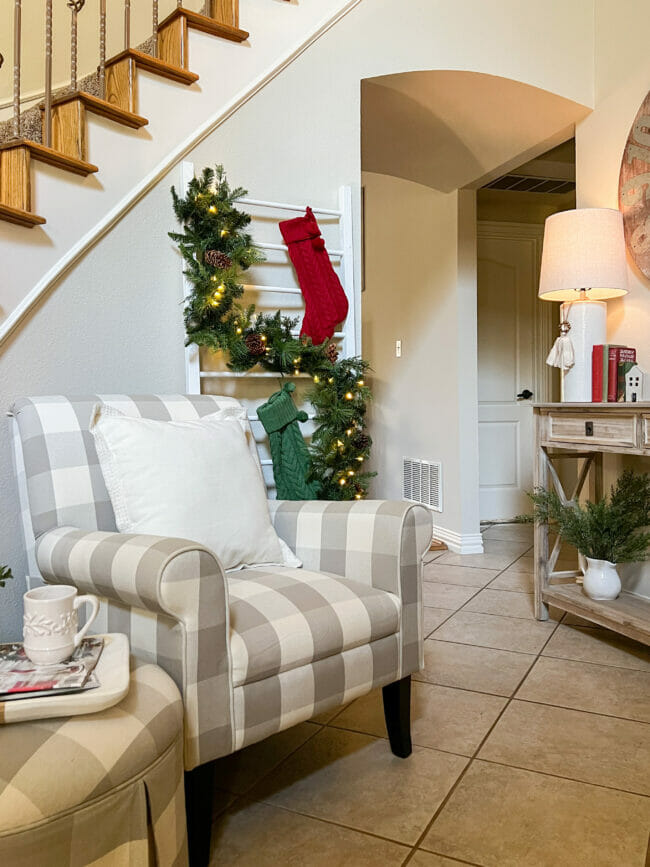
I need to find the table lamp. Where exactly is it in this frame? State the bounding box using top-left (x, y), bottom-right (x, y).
top-left (538, 207), bottom-right (628, 402)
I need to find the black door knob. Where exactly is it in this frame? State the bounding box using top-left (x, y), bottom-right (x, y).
top-left (517, 389), bottom-right (533, 400)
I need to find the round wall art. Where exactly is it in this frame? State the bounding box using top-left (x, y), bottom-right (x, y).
top-left (619, 90), bottom-right (650, 279)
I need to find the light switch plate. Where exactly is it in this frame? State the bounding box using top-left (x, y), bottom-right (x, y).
top-left (395, 340), bottom-right (402, 358)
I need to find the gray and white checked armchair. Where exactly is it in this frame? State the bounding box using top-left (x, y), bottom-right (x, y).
top-left (10, 394), bottom-right (432, 860)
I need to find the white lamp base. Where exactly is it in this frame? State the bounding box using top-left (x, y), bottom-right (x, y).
top-left (561, 300), bottom-right (607, 402)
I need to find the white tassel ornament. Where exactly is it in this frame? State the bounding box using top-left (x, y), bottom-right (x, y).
top-left (546, 321), bottom-right (575, 371)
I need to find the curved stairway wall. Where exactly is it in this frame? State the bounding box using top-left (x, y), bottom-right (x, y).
top-left (0, 0), bottom-right (596, 639)
top-left (0, 0), bottom-right (353, 336)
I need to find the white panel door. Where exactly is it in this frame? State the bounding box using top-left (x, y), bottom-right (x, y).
top-left (477, 227), bottom-right (541, 521)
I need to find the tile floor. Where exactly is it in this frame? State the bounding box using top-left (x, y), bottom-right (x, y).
top-left (210, 523), bottom-right (650, 866)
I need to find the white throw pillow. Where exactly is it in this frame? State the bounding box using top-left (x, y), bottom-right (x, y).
top-left (90, 403), bottom-right (300, 571)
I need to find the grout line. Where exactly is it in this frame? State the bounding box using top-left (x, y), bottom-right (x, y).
top-left (541, 649), bottom-right (650, 673)
top-left (403, 845), bottom-right (482, 866)
top-left (400, 600), bottom-right (569, 862)
top-left (232, 795), bottom-right (416, 851)
top-left (513, 694), bottom-right (650, 726)
top-left (325, 718), bottom-right (478, 761)
top-left (424, 636), bottom-right (543, 657)
top-left (217, 721), bottom-right (326, 800)
top-left (475, 755), bottom-right (650, 799)
top-left (412, 674), bottom-right (519, 700)
top-left (524, 652), bottom-right (650, 676)
top-left (422, 606), bottom-right (459, 638)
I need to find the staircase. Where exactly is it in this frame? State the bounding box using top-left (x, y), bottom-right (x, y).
top-left (0, 1), bottom-right (248, 228)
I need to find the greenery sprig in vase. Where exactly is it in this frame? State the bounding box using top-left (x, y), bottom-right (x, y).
top-left (528, 470), bottom-right (650, 599)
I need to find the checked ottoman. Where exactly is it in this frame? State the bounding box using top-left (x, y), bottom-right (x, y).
top-left (0, 660), bottom-right (188, 867)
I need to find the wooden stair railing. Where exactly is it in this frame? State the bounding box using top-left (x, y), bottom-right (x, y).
top-left (0, 0), bottom-right (248, 229)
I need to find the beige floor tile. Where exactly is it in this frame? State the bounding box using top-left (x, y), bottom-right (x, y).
top-left (463, 588), bottom-right (536, 619)
top-left (542, 624), bottom-right (650, 671)
top-left (425, 550), bottom-right (447, 562)
top-left (422, 761), bottom-right (650, 867)
top-left (423, 582), bottom-right (480, 610)
top-left (432, 610), bottom-right (557, 654)
top-left (409, 852), bottom-right (469, 867)
top-left (311, 706), bottom-right (348, 724)
top-left (416, 639), bottom-right (535, 696)
top-left (423, 563), bottom-right (499, 588)
top-left (213, 722), bottom-right (320, 794)
top-left (331, 681), bottom-right (506, 756)
top-left (249, 727), bottom-right (467, 845)
top-left (210, 800), bottom-right (410, 865)
top-left (479, 699), bottom-right (650, 795)
top-left (508, 552), bottom-right (577, 573)
top-left (482, 523), bottom-right (534, 543)
top-left (423, 607), bottom-right (453, 637)
top-left (488, 570), bottom-right (534, 592)
top-left (436, 541), bottom-right (529, 571)
top-left (516, 656), bottom-right (650, 722)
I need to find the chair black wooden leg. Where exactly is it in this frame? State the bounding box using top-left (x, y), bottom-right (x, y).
top-left (184, 761), bottom-right (215, 866)
top-left (382, 675), bottom-right (412, 758)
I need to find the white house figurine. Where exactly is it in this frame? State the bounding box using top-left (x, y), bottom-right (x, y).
top-left (625, 365), bottom-right (648, 402)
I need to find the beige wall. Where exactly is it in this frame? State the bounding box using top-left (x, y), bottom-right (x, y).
top-left (362, 174), bottom-right (469, 535)
top-left (0, 0), bottom-right (595, 637)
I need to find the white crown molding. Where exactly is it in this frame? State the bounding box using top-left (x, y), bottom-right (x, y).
top-left (0, 0), bottom-right (363, 351)
top-left (431, 524), bottom-right (484, 555)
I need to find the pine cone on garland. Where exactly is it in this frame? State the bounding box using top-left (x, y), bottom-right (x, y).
top-left (326, 342), bottom-right (339, 363)
top-left (245, 332), bottom-right (266, 356)
top-left (351, 431), bottom-right (371, 451)
top-left (205, 249), bottom-right (233, 269)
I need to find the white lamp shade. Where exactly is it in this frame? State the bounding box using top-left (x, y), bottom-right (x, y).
top-left (538, 208), bottom-right (628, 301)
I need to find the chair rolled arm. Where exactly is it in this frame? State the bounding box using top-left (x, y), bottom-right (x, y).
top-left (268, 500), bottom-right (433, 597)
top-left (36, 526), bottom-right (227, 617)
top-left (36, 527), bottom-right (233, 770)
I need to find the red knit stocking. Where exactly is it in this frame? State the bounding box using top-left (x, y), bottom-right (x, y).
top-left (279, 207), bottom-right (348, 346)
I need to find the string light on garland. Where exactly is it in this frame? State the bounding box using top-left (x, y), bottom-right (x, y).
top-left (170, 164), bottom-right (376, 501)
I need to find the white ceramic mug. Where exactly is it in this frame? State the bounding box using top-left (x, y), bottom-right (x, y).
top-left (23, 586), bottom-right (99, 665)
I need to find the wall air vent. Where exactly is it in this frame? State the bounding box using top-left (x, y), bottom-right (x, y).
top-left (403, 458), bottom-right (442, 512)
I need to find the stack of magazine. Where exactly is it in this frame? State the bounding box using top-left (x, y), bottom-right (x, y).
top-left (0, 637), bottom-right (104, 701)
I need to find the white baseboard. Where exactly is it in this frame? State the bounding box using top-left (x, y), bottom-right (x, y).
top-left (431, 524), bottom-right (484, 555)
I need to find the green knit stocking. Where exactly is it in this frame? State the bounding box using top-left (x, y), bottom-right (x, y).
top-left (257, 382), bottom-right (320, 500)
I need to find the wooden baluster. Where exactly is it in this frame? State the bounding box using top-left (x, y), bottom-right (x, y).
top-left (99, 0), bottom-right (106, 99)
top-left (124, 0), bottom-right (131, 50)
top-left (44, 0), bottom-right (53, 148)
top-left (12, 0), bottom-right (21, 140)
top-left (67, 1), bottom-right (85, 93)
top-left (152, 0), bottom-right (159, 58)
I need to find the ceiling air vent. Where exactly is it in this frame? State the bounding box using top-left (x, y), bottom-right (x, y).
top-left (483, 174), bottom-right (575, 195)
top-left (403, 458), bottom-right (442, 512)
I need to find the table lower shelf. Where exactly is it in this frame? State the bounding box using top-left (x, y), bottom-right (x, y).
top-left (542, 584), bottom-right (650, 646)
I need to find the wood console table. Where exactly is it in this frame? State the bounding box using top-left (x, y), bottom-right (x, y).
top-left (534, 402), bottom-right (650, 646)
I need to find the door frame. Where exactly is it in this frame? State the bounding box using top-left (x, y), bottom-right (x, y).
top-left (476, 220), bottom-right (552, 404)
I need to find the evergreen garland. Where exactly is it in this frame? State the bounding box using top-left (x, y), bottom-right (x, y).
top-left (170, 165), bottom-right (376, 500)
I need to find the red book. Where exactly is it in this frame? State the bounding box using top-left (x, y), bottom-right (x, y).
top-left (592, 345), bottom-right (604, 402)
top-left (607, 347), bottom-right (626, 402)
